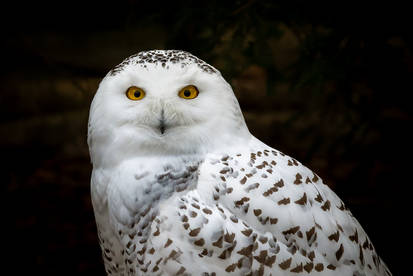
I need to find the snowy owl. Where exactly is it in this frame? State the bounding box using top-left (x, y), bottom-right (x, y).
top-left (88, 50), bottom-right (391, 276)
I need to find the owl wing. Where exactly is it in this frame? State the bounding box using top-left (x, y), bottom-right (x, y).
top-left (167, 137), bottom-right (391, 276)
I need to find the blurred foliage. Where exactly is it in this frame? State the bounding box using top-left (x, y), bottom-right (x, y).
top-left (2, 0), bottom-right (412, 275)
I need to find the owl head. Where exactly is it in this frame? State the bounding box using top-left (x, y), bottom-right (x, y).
top-left (88, 50), bottom-right (250, 168)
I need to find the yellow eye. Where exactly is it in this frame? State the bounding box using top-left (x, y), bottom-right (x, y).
top-left (178, 85), bottom-right (199, 99)
top-left (126, 86), bottom-right (145, 100)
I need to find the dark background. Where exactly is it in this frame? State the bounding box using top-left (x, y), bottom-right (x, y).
top-left (2, 1), bottom-right (411, 275)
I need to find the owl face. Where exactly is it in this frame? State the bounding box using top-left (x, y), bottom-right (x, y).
top-left (88, 50), bottom-right (250, 167)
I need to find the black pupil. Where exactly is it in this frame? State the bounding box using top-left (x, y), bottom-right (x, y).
top-left (134, 91), bottom-right (141, 98)
top-left (184, 90), bottom-right (191, 97)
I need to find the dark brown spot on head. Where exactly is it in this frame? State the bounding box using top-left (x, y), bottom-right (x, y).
top-left (235, 197), bottom-right (250, 206)
top-left (221, 155), bottom-right (229, 161)
top-left (245, 182), bottom-right (260, 192)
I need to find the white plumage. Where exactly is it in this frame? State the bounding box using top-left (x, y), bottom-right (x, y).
top-left (88, 50), bottom-right (391, 275)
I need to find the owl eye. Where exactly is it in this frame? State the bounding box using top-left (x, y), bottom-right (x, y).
top-left (126, 86), bottom-right (145, 100)
top-left (178, 85), bottom-right (199, 99)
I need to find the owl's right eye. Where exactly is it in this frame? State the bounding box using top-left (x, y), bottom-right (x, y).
top-left (126, 86), bottom-right (145, 100)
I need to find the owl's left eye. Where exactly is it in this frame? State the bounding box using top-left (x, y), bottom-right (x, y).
top-left (126, 86), bottom-right (145, 101)
top-left (178, 85), bottom-right (199, 99)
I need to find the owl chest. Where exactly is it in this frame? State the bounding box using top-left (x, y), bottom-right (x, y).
top-left (102, 157), bottom-right (202, 233)
top-left (92, 158), bottom-right (203, 273)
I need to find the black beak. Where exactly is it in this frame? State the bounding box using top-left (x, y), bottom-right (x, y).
top-left (159, 120), bottom-right (165, 134)
top-left (159, 109), bottom-right (166, 134)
